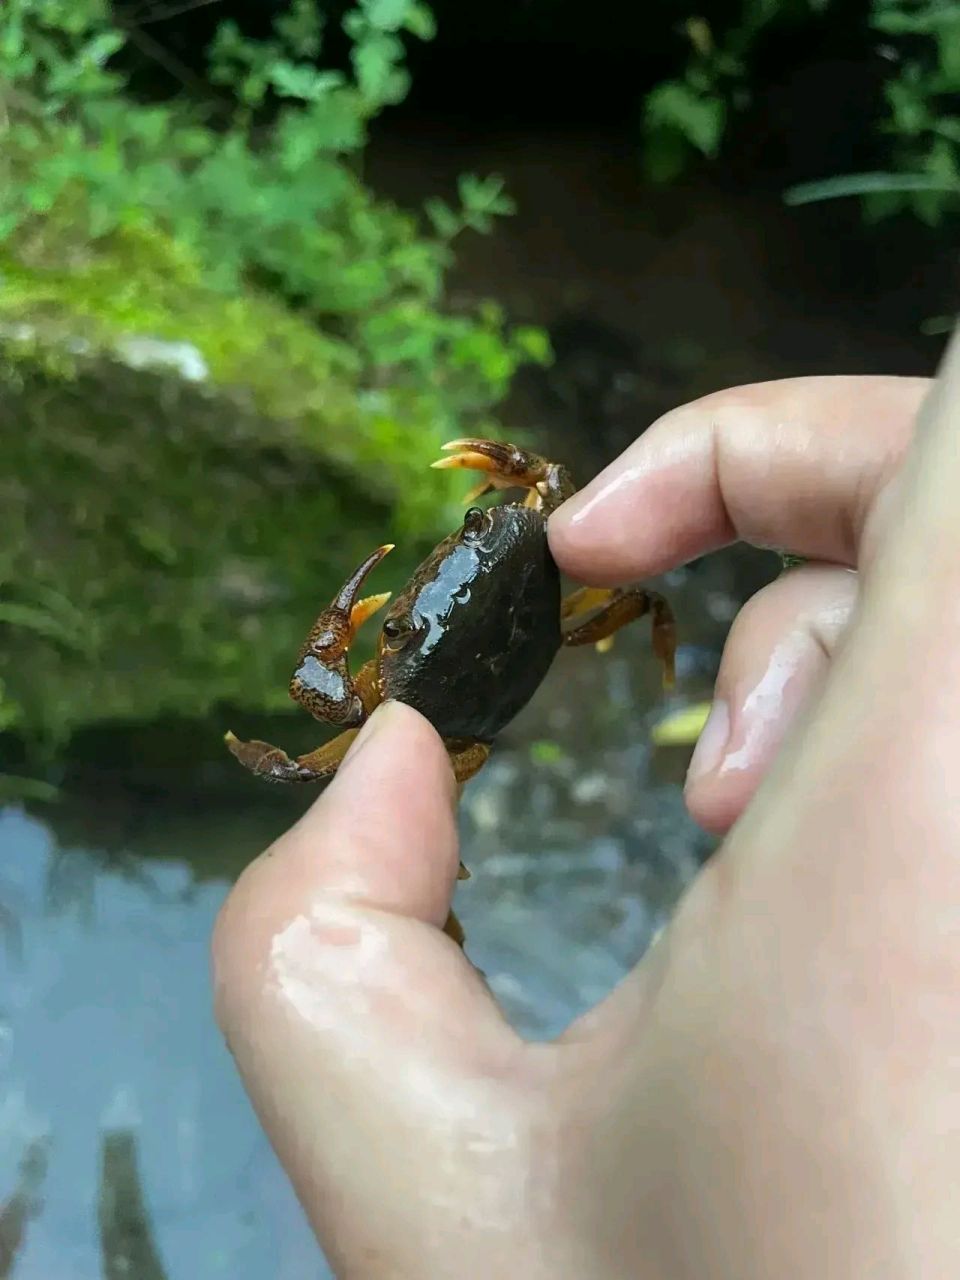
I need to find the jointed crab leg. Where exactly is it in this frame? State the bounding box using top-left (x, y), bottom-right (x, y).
top-left (562, 586), bottom-right (677, 688)
top-left (224, 724), bottom-right (362, 783)
top-left (431, 439), bottom-right (576, 514)
top-left (447, 739), bottom-right (491, 788)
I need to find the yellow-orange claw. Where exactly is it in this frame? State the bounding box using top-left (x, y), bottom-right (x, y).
top-left (350, 591), bottom-right (392, 631)
top-left (461, 480), bottom-right (495, 505)
top-left (430, 438), bottom-right (526, 479)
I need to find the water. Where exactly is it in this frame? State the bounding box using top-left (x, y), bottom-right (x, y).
top-left (0, 550), bottom-right (743, 1277)
top-left (0, 806), bottom-right (321, 1279)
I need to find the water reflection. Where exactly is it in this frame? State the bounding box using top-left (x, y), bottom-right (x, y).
top-left (0, 1138), bottom-right (49, 1277)
top-left (0, 806), bottom-right (323, 1280)
top-left (98, 1131), bottom-right (167, 1280)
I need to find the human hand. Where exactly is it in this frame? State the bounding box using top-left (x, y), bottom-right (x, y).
top-left (214, 341), bottom-right (959, 1279)
top-left (549, 370), bottom-right (931, 834)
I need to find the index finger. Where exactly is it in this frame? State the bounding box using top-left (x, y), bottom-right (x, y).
top-left (547, 375), bottom-right (931, 584)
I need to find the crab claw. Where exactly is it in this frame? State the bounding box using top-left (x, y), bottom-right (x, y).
top-left (329, 544), bottom-right (395, 630)
top-left (300, 544), bottom-right (394, 665)
top-left (430, 438), bottom-right (534, 485)
top-left (350, 590), bottom-right (392, 631)
top-left (290, 543), bottom-right (394, 727)
top-left (430, 439), bottom-right (575, 510)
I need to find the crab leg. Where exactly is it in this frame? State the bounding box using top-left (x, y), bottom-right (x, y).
top-left (447, 738), bottom-right (492, 787)
top-left (562, 586), bottom-right (677, 689)
top-left (431, 439), bottom-right (576, 514)
top-left (443, 910), bottom-right (466, 947)
top-left (226, 696), bottom-right (493, 792)
top-left (224, 725), bottom-right (360, 783)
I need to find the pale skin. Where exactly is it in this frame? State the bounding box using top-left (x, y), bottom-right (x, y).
top-left (213, 333), bottom-right (960, 1278)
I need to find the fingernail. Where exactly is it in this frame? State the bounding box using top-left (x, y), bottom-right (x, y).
top-left (685, 699), bottom-right (730, 789)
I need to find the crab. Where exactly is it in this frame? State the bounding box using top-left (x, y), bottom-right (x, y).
top-left (226, 439), bottom-right (677, 945)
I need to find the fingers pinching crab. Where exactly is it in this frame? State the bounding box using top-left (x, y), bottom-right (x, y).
top-left (226, 440), bottom-right (677, 948)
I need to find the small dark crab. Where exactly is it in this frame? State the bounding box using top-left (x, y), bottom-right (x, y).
top-left (226, 440), bottom-right (677, 945)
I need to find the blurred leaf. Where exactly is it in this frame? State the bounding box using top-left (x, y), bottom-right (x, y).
top-left (269, 63), bottom-right (344, 101)
top-left (513, 326), bottom-right (552, 364)
top-left (0, 602), bottom-right (84, 646)
top-left (920, 312), bottom-right (958, 334)
top-left (785, 170), bottom-right (957, 203)
top-left (274, 0), bottom-right (324, 58)
top-left (645, 81), bottom-right (726, 157)
top-left (403, 1), bottom-right (436, 39)
top-left (529, 739), bottom-right (565, 765)
top-left (363, 0), bottom-right (412, 30)
top-left (650, 703), bottom-right (712, 748)
top-left (0, 775), bottom-right (59, 802)
top-left (424, 196), bottom-right (461, 237)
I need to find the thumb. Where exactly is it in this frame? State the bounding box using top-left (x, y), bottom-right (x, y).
top-left (212, 702), bottom-right (518, 1266)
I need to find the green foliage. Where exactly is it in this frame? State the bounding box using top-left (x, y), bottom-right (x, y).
top-left (641, 4), bottom-right (823, 184)
top-left (642, 1), bottom-right (959, 224)
top-left (0, 0), bottom-right (547, 375)
top-left (790, 0), bottom-right (960, 222)
top-left (0, 0), bottom-right (550, 745)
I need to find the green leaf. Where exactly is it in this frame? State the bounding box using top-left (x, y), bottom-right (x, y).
top-left (81, 30), bottom-right (124, 66)
top-left (0, 775), bottom-right (59, 803)
top-left (270, 63), bottom-right (344, 102)
top-left (529, 740), bottom-right (564, 766)
top-left (644, 81), bottom-right (726, 158)
top-left (424, 197), bottom-right (461, 237)
top-left (642, 128), bottom-right (690, 184)
top-left (513, 326), bottom-right (552, 364)
top-left (278, 96), bottom-right (365, 154)
top-left (456, 173), bottom-right (515, 218)
top-left (885, 76), bottom-right (930, 135)
top-left (784, 171), bottom-right (959, 204)
top-left (352, 31), bottom-right (402, 102)
top-left (363, 0), bottom-right (411, 31)
top-left (920, 313), bottom-right (957, 335)
top-left (0, 601), bottom-right (86, 647)
top-left (275, 0), bottom-right (324, 58)
top-left (403, 2), bottom-right (436, 40)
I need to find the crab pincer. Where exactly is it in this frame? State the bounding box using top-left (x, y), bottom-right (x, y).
top-left (431, 438), bottom-right (576, 512)
top-left (224, 544), bottom-right (393, 782)
top-left (288, 543), bottom-right (394, 727)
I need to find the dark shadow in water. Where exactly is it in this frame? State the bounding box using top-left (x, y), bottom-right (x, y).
top-left (0, 1139), bottom-right (49, 1279)
top-left (99, 1131), bottom-right (168, 1280)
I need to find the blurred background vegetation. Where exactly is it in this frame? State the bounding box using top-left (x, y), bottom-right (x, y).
top-left (0, 0), bottom-right (956, 762)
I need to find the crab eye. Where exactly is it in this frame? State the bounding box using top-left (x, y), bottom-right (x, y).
top-left (462, 506), bottom-right (486, 538)
top-left (382, 618), bottom-right (406, 641)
